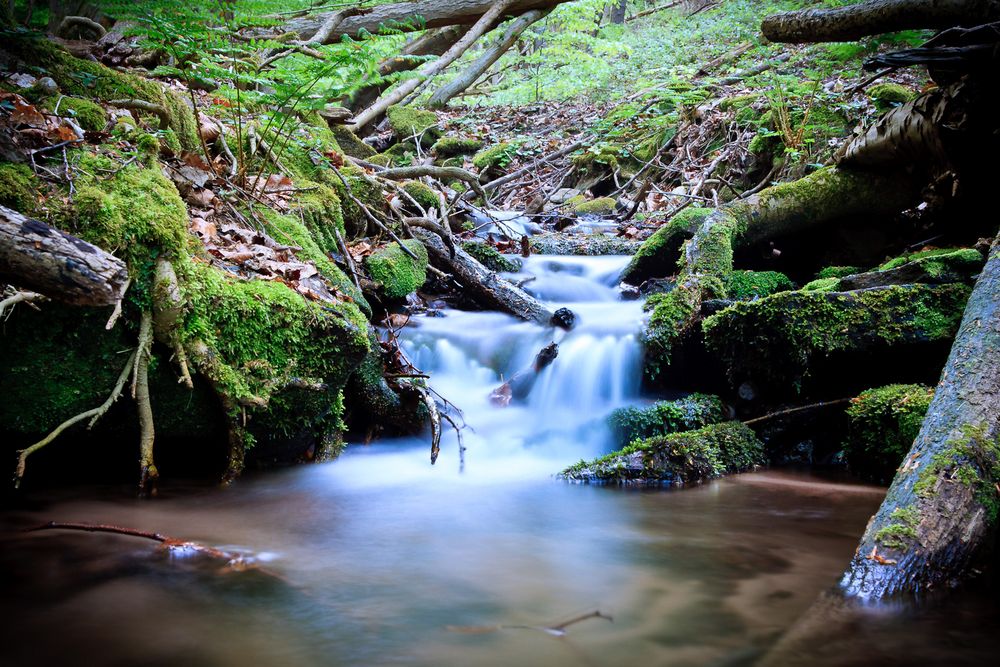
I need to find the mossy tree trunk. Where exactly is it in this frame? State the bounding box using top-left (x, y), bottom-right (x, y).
top-left (841, 236), bottom-right (1000, 598)
top-left (761, 0), bottom-right (1000, 43)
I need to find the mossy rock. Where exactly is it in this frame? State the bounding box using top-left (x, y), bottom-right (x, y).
top-left (373, 141), bottom-right (418, 167)
top-left (817, 265), bottom-right (861, 280)
top-left (528, 233), bottom-right (641, 256)
top-left (572, 197), bottom-right (617, 216)
top-left (0, 161), bottom-right (41, 213)
top-left (561, 422), bottom-right (765, 485)
top-left (844, 384), bottom-right (933, 483)
top-left (867, 82), bottom-right (917, 111)
top-left (607, 393), bottom-right (726, 449)
top-left (878, 247), bottom-right (981, 272)
top-left (4, 33), bottom-right (199, 151)
top-left (329, 125), bottom-right (376, 159)
top-left (386, 105), bottom-right (440, 146)
top-left (432, 136), bottom-right (482, 157)
top-left (461, 241), bottom-right (521, 273)
top-left (472, 142), bottom-right (516, 176)
top-left (702, 283), bottom-right (971, 395)
top-left (621, 207), bottom-right (712, 284)
top-left (364, 239), bottom-right (429, 299)
top-left (43, 95), bottom-right (107, 132)
top-left (724, 270), bottom-right (794, 301)
top-left (401, 180), bottom-right (440, 211)
top-left (801, 277), bottom-right (840, 292)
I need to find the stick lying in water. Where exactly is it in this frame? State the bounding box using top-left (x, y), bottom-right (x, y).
top-left (446, 609), bottom-right (613, 637)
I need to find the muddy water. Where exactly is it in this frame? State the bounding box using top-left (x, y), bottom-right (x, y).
top-left (2, 255), bottom-right (998, 665)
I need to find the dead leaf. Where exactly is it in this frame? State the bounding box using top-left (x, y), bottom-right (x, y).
top-left (10, 101), bottom-right (46, 128)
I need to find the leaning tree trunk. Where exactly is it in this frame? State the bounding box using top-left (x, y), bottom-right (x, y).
top-left (0, 204), bottom-right (129, 306)
top-left (841, 236), bottom-right (1000, 598)
top-left (427, 9), bottom-right (551, 109)
top-left (761, 0), bottom-right (1000, 43)
top-left (287, 0), bottom-right (573, 44)
top-left (347, 26), bottom-right (467, 113)
top-left (352, 0), bottom-right (519, 131)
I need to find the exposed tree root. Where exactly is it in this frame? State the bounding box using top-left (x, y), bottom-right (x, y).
top-left (135, 311), bottom-right (158, 497)
top-left (107, 99), bottom-right (170, 131)
top-left (0, 290), bottom-right (44, 319)
top-left (56, 16), bottom-right (106, 40)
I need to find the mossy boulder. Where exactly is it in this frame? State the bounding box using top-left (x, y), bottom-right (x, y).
top-left (386, 105), bottom-right (440, 145)
top-left (364, 240), bottom-right (429, 299)
top-left (432, 136), bottom-right (482, 157)
top-left (844, 384), bottom-right (934, 483)
top-left (702, 283), bottom-right (971, 396)
top-left (0, 162), bottom-right (40, 213)
top-left (472, 142), bottom-right (517, 177)
top-left (801, 277), bottom-right (840, 292)
top-left (44, 95), bottom-right (107, 132)
top-left (572, 197), bottom-right (617, 216)
top-left (817, 265), bottom-right (861, 280)
top-left (724, 270), bottom-right (794, 300)
top-left (329, 125), bottom-right (376, 159)
top-left (621, 207), bottom-right (712, 284)
top-left (561, 422), bottom-right (765, 485)
top-left (401, 180), bottom-right (440, 211)
top-left (867, 82), bottom-right (917, 111)
top-left (461, 241), bottom-right (520, 272)
top-left (607, 393), bottom-right (726, 448)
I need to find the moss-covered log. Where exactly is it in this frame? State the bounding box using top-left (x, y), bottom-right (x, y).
top-left (621, 207), bottom-right (711, 284)
top-left (841, 237), bottom-right (1000, 598)
top-left (702, 284), bottom-right (970, 399)
top-left (560, 421), bottom-right (765, 486)
top-left (836, 248), bottom-right (984, 290)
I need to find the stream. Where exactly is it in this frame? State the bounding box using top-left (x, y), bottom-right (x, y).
top-left (2, 255), bottom-right (998, 666)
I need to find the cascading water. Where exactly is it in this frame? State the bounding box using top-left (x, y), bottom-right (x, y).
top-left (392, 254), bottom-right (646, 479)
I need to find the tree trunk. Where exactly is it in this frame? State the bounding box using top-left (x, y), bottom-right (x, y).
top-left (427, 9), bottom-right (551, 109)
top-left (288, 0), bottom-right (573, 44)
top-left (610, 0), bottom-right (628, 24)
top-left (761, 0), bottom-right (1000, 43)
top-left (413, 228), bottom-right (559, 326)
top-left (346, 26), bottom-right (467, 113)
top-left (840, 236), bottom-right (1000, 598)
top-left (0, 204), bottom-right (129, 306)
top-left (352, 0), bottom-right (519, 132)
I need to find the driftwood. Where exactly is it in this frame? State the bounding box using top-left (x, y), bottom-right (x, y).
top-left (413, 228), bottom-right (559, 326)
top-left (0, 205), bottom-right (129, 307)
top-left (489, 342), bottom-right (559, 406)
top-left (761, 0), bottom-right (1000, 44)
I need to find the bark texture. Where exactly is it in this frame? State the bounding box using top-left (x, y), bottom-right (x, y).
top-left (0, 204), bottom-right (129, 306)
top-left (840, 237), bottom-right (1000, 598)
top-left (761, 0), bottom-right (1000, 43)
top-left (289, 0), bottom-right (572, 43)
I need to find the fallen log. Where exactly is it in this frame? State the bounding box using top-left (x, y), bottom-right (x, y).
top-left (761, 0), bottom-right (1000, 44)
top-left (0, 204), bottom-right (129, 307)
top-left (489, 342), bottom-right (558, 406)
top-left (287, 0), bottom-right (574, 43)
top-left (413, 228), bottom-right (560, 326)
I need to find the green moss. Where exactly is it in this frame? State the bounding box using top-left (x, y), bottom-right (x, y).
top-left (878, 248), bottom-right (983, 276)
top-left (329, 125), bottom-right (376, 159)
top-left (845, 384), bottom-right (934, 482)
top-left (867, 82), bottom-right (917, 110)
top-left (702, 284), bottom-right (971, 393)
top-left (623, 207), bottom-right (712, 283)
top-left (472, 142), bottom-right (517, 172)
top-left (561, 421), bottom-right (765, 485)
top-left (432, 136), bottom-right (482, 156)
top-left (440, 156), bottom-right (465, 169)
top-left (0, 162), bottom-right (40, 213)
top-left (913, 424), bottom-right (1000, 523)
top-left (5, 33), bottom-right (199, 151)
top-left (291, 182), bottom-right (346, 253)
top-left (607, 393), bottom-right (725, 448)
top-left (461, 241), bottom-right (520, 272)
top-left (372, 141), bottom-right (418, 167)
top-left (401, 180), bottom-right (440, 211)
top-left (386, 105), bottom-right (440, 144)
top-left (44, 95), bottom-right (107, 132)
top-left (818, 265), bottom-right (861, 279)
top-left (801, 277), bottom-right (840, 292)
top-left (725, 270), bottom-right (794, 300)
top-left (364, 239), bottom-right (429, 299)
top-left (642, 286), bottom-right (700, 374)
top-left (572, 197), bottom-right (617, 216)
top-left (874, 506), bottom-right (920, 549)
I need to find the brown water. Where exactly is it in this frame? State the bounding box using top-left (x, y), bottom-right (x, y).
top-left (5, 460), bottom-right (996, 667)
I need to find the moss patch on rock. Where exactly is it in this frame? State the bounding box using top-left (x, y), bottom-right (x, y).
top-left (401, 180), bottom-right (440, 211)
top-left (472, 142), bottom-right (517, 173)
top-left (817, 265), bottom-right (861, 280)
top-left (607, 393), bottom-right (726, 448)
top-left (572, 197), bottom-right (617, 216)
top-left (844, 384), bottom-right (933, 483)
top-left (867, 82), bottom-right (917, 111)
top-left (461, 241), bottom-right (520, 272)
top-left (44, 95), bottom-right (107, 132)
top-left (432, 136), bottom-right (482, 156)
top-left (0, 162), bottom-right (41, 213)
top-left (386, 105), bottom-right (440, 145)
top-left (364, 239), bottom-right (429, 299)
top-left (561, 421), bottom-right (765, 485)
top-left (329, 125), bottom-right (376, 159)
top-left (724, 270), bottom-right (794, 300)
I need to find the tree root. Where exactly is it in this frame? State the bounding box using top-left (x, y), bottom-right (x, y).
top-left (135, 311), bottom-right (158, 496)
top-left (378, 165), bottom-right (489, 201)
top-left (15, 349), bottom-right (137, 488)
top-left (107, 99), bottom-right (170, 131)
top-left (417, 386), bottom-right (442, 464)
top-left (56, 16), bottom-right (107, 40)
top-left (0, 290), bottom-right (44, 319)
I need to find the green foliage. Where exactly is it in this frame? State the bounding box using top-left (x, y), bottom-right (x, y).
top-left (606, 393), bottom-right (725, 448)
top-left (844, 384), bottom-right (934, 482)
top-left (364, 240), bottom-right (429, 299)
top-left (725, 270), bottom-right (794, 300)
top-left (878, 248), bottom-right (981, 272)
